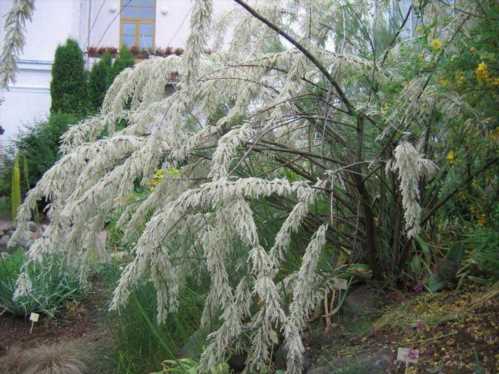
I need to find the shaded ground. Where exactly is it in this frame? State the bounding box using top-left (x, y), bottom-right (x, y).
top-left (307, 283), bottom-right (499, 373)
top-left (1, 267), bottom-right (498, 373)
top-left (0, 278), bottom-right (114, 373)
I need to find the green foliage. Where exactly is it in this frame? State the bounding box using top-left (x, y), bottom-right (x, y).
top-left (468, 226), bottom-right (499, 279)
top-left (458, 204), bottom-right (499, 283)
top-left (110, 281), bottom-right (207, 374)
top-left (0, 249), bottom-right (83, 317)
top-left (0, 197), bottom-right (10, 219)
top-left (151, 359), bottom-right (229, 374)
top-left (10, 157), bottom-right (21, 220)
top-left (15, 112), bottom-right (78, 189)
top-left (22, 155), bottom-right (30, 192)
top-left (88, 52), bottom-right (113, 112)
top-left (50, 39), bottom-right (88, 115)
top-left (110, 46), bottom-right (135, 81)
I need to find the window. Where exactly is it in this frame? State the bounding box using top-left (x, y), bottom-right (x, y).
top-left (120, 0), bottom-right (156, 49)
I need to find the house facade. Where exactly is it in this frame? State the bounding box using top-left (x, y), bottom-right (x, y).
top-left (0, 0), bottom-right (233, 142)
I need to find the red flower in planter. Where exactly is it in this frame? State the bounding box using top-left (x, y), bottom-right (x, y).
top-left (87, 47), bottom-right (97, 57)
top-left (130, 46), bottom-right (140, 56)
top-left (165, 47), bottom-right (173, 56)
top-left (174, 48), bottom-right (184, 56)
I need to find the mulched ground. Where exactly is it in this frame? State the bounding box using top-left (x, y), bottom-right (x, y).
top-left (379, 286), bottom-right (499, 373)
top-left (0, 279), bottom-right (113, 371)
top-left (0, 301), bottom-right (94, 355)
top-left (308, 284), bottom-right (499, 373)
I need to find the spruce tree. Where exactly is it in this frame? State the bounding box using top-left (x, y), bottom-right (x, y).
top-left (49, 39), bottom-right (88, 116)
top-left (110, 46), bottom-right (134, 82)
top-left (88, 52), bottom-right (112, 112)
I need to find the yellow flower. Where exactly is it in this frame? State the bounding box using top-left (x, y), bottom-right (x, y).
top-left (438, 78), bottom-right (449, 87)
top-left (148, 168), bottom-right (165, 190)
top-left (475, 62), bottom-right (490, 82)
top-left (447, 150), bottom-right (456, 164)
top-left (478, 214), bottom-right (487, 226)
top-left (431, 38), bottom-right (442, 50)
top-left (166, 167), bottom-right (181, 177)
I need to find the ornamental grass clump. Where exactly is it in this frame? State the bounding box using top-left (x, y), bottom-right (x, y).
top-left (0, 249), bottom-right (82, 317)
top-left (0, 344), bottom-right (87, 374)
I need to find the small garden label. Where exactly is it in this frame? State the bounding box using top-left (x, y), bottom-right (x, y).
top-left (397, 347), bottom-right (419, 364)
top-left (29, 312), bottom-right (40, 322)
top-left (29, 312), bottom-right (40, 334)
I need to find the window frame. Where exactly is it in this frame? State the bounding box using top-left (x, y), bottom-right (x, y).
top-left (120, 0), bottom-right (157, 49)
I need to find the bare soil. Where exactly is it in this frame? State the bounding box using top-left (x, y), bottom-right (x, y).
top-left (0, 280), bottom-right (114, 373)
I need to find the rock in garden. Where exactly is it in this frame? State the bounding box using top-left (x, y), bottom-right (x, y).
top-left (0, 235), bottom-right (10, 251)
top-left (343, 285), bottom-right (381, 318)
top-left (307, 348), bottom-right (392, 374)
top-left (28, 221), bottom-right (39, 232)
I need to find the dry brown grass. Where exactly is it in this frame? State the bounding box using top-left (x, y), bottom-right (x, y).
top-left (0, 343), bottom-right (87, 374)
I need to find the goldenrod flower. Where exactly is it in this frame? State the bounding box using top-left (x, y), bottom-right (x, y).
top-left (148, 169), bottom-right (166, 190)
top-left (478, 214), bottom-right (487, 226)
top-left (446, 150), bottom-right (456, 164)
top-left (438, 77), bottom-right (449, 87)
top-left (475, 62), bottom-right (490, 82)
top-left (431, 39), bottom-right (442, 50)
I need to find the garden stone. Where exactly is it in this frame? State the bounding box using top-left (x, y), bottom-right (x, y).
top-left (307, 348), bottom-right (392, 374)
top-left (28, 221), bottom-right (39, 233)
top-left (31, 230), bottom-right (43, 240)
top-left (343, 285), bottom-right (380, 318)
top-left (0, 221), bottom-right (14, 232)
top-left (0, 235), bottom-right (10, 251)
top-left (177, 329), bottom-right (206, 359)
top-left (275, 342), bottom-right (312, 372)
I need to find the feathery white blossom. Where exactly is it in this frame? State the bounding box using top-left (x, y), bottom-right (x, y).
top-left (5, 1), bottom-right (461, 372)
top-left (0, 0), bottom-right (35, 87)
top-left (386, 141), bottom-right (437, 238)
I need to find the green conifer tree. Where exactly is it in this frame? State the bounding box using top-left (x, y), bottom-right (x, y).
top-left (110, 46), bottom-right (135, 81)
top-left (50, 39), bottom-right (88, 116)
top-left (88, 52), bottom-right (113, 112)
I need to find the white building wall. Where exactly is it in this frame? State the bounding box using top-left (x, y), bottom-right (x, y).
top-left (80, 0), bottom-right (234, 50)
top-left (0, 0), bottom-right (82, 144)
top-left (81, 0), bottom-right (120, 49)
